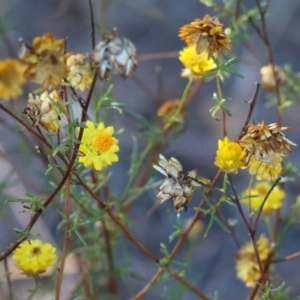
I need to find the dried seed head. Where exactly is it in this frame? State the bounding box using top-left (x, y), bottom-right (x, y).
top-left (260, 64), bottom-right (286, 91)
top-left (178, 15), bottom-right (232, 59)
top-left (24, 90), bottom-right (61, 132)
top-left (239, 122), bottom-right (297, 165)
top-left (93, 28), bottom-right (137, 80)
top-left (153, 154), bottom-right (197, 212)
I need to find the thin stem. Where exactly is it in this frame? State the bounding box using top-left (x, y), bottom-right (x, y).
top-left (88, 0), bottom-right (96, 49)
top-left (216, 76), bottom-right (226, 136)
top-left (102, 220), bottom-right (118, 295)
top-left (55, 178), bottom-right (71, 300)
top-left (273, 250), bottom-right (300, 263)
top-left (27, 276), bottom-right (39, 300)
top-left (4, 258), bottom-right (13, 300)
top-left (131, 268), bottom-right (164, 300)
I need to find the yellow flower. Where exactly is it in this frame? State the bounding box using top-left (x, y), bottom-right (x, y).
top-left (24, 90), bottom-right (61, 132)
top-left (236, 234), bottom-right (271, 288)
top-left (242, 182), bottom-right (285, 215)
top-left (21, 33), bottom-right (69, 89)
top-left (248, 154), bottom-right (282, 181)
top-left (66, 54), bottom-right (94, 91)
top-left (78, 120), bottom-right (119, 170)
top-left (12, 239), bottom-right (57, 276)
top-left (179, 45), bottom-right (216, 79)
top-left (214, 137), bottom-right (245, 174)
top-left (0, 59), bottom-right (26, 100)
top-left (178, 15), bottom-right (232, 58)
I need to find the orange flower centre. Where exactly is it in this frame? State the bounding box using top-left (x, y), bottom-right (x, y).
top-left (93, 133), bottom-right (113, 152)
top-left (32, 247), bottom-right (41, 256)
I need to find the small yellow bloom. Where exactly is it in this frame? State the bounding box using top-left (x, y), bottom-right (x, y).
top-left (78, 120), bottom-right (119, 170)
top-left (179, 45), bottom-right (216, 79)
top-left (21, 33), bottom-right (69, 89)
top-left (236, 234), bottom-right (271, 288)
top-left (24, 90), bottom-right (61, 132)
top-left (214, 137), bottom-right (245, 174)
top-left (12, 239), bottom-right (57, 276)
top-left (248, 154), bottom-right (282, 181)
top-left (66, 54), bottom-right (94, 91)
top-left (242, 182), bottom-right (285, 215)
top-left (0, 59), bottom-right (26, 100)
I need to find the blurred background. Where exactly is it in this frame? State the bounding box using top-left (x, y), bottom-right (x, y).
top-left (1, 0), bottom-right (300, 299)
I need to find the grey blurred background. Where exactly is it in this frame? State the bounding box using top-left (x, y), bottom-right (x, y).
top-left (1, 0), bottom-right (300, 299)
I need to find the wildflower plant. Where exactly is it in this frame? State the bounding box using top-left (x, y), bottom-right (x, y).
top-left (1, 1), bottom-right (300, 300)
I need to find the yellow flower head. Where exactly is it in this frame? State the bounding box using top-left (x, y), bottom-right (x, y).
top-left (0, 59), bottom-right (26, 100)
top-left (236, 234), bottom-right (271, 288)
top-left (24, 90), bottom-right (61, 132)
top-left (178, 15), bottom-right (232, 58)
top-left (214, 136), bottom-right (245, 174)
top-left (78, 120), bottom-right (119, 170)
top-left (21, 33), bottom-right (69, 89)
top-left (248, 154), bottom-right (282, 181)
top-left (66, 54), bottom-right (94, 91)
top-left (242, 182), bottom-right (285, 215)
top-left (179, 45), bottom-right (216, 79)
top-left (12, 239), bottom-right (57, 276)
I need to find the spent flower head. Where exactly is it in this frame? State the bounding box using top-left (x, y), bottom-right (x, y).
top-left (242, 181), bottom-right (285, 215)
top-left (214, 136), bottom-right (245, 174)
top-left (93, 28), bottom-right (137, 80)
top-left (78, 120), bottom-right (119, 170)
top-left (238, 122), bottom-right (296, 166)
top-left (235, 234), bottom-right (271, 288)
top-left (179, 45), bottom-right (216, 79)
top-left (0, 59), bottom-right (26, 100)
top-left (24, 90), bottom-right (61, 132)
top-left (153, 154), bottom-right (197, 213)
top-left (178, 15), bottom-right (232, 59)
top-left (21, 33), bottom-right (69, 89)
top-left (66, 53), bottom-right (94, 91)
top-left (12, 239), bottom-right (57, 276)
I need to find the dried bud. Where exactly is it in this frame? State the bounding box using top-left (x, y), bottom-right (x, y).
top-left (153, 154), bottom-right (197, 213)
top-left (93, 28), bottom-right (137, 80)
top-left (260, 64), bottom-right (286, 91)
top-left (24, 90), bottom-right (61, 132)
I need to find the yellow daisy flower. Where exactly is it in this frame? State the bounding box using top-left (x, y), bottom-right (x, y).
top-left (66, 54), bottom-right (94, 91)
top-left (0, 59), bottom-right (26, 100)
top-left (21, 33), bottom-right (69, 89)
top-left (242, 182), bottom-right (285, 215)
top-left (214, 136), bottom-right (245, 174)
top-left (179, 45), bottom-right (216, 79)
top-left (235, 234), bottom-right (271, 288)
top-left (78, 120), bottom-right (119, 170)
top-left (12, 239), bottom-right (57, 276)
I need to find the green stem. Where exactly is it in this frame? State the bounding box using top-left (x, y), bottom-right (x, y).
top-left (216, 76), bottom-right (227, 136)
top-left (27, 276), bottom-right (39, 300)
top-left (164, 79), bottom-right (193, 130)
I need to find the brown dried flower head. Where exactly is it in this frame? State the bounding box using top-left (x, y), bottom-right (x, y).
top-left (93, 28), bottom-right (137, 80)
top-left (178, 15), bottom-right (232, 58)
top-left (157, 99), bottom-right (185, 124)
top-left (260, 64), bottom-right (286, 91)
top-left (153, 154), bottom-right (197, 213)
top-left (24, 90), bottom-right (61, 132)
top-left (238, 122), bottom-right (297, 165)
top-left (21, 33), bottom-right (69, 89)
